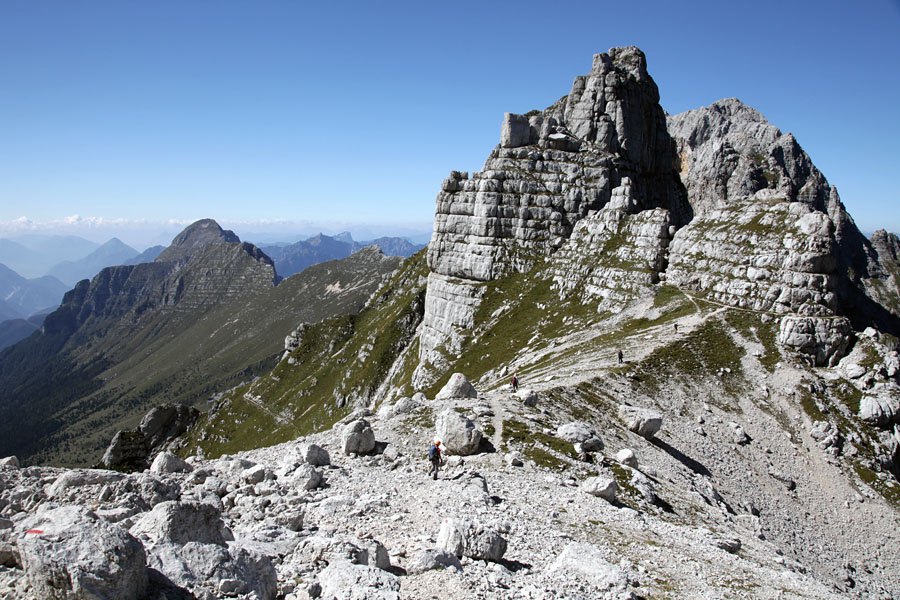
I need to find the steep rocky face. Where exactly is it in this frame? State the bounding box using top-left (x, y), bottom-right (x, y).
top-left (419, 47), bottom-right (688, 384)
top-left (155, 218), bottom-right (242, 263)
top-left (667, 99), bottom-right (900, 335)
top-left (418, 48), bottom-right (900, 388)
top-left (666, 195), bottom-right (839, 313)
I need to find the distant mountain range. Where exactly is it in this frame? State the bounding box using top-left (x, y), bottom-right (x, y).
top-left (0, 219), bottom-right (406, 466)
top-left (0, 230), bottom-right (422, 351)
top-left (0, 235), bottom-right (100, 278)
top-left (45, 238), bottom-right (141, 287)
top-left (259, 232), bottom-right (425, 278)
top-left (0, 263), bottom-right (68, 319)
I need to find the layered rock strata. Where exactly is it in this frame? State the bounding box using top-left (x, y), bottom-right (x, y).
top-left (548, 184), bottom-right (672, 310)
top-left (666, 195), bottom-right (838, 313)
top-left (417, 47), bottom-right (687, 384)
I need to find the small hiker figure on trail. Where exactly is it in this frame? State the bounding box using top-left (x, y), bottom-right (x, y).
top-left (428, 440), bottom-right (443, 480)
top-left (674, 323), bottom-right (678, 333)
top-left (511, 374), bottom-right (519, 392)
top-left (617, 349), bottom-right (624, 364)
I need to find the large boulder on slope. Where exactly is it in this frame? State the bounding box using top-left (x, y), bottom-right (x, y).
top-left (556, 421), bottom-right (604, 450)
top-left (318, 560), bottom-right (400, 600)
top-left (859, 386), bottom-right (900, 428)
top-left (18, 506), bottom-right (147, 600)
top-left (342, 419), bottom-right (376, 455)
top-left (435, 409), bottom-right (482, 456)
top-left (618, 405), bottom-right (663, 439)
top-left (298, 443), bottom-right (331, 466)
top-left (130, 501), bottom-right (227, 546)
top-left (150, 451), bottom-right (193, 475)
top-left (582, 476), bottom-right (618, 502)
top-left (147, 542), bottom-right (276, 600)
top-left (435, 373), bottom-right (478, 399)
top-left (547, 542), bottom-right (631, 594)
top-left (436, 518), bottom-right (507, 561)
top-left (405, 548), bottom-right (463, 574)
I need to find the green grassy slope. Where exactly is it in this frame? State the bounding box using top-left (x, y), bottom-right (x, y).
top-left (182, 250), bottom-right (428, 459)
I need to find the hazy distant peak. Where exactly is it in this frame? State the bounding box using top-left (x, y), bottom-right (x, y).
top-left (156, 219), bottom-right (240, 263)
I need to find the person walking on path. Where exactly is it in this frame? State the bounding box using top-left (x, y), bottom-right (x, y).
top-left (511, 374), bottom-right (519, 392)
top-left (617, 349), bottom-right (624, 364)
top-left (428, 440), bottom-right (443, 480)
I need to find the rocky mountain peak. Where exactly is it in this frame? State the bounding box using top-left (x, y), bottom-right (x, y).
top-left (155, 219), bottom-right (241, 263)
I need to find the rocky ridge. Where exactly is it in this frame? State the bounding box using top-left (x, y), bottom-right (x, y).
top-left (416, 48), bottom-right (899, 389)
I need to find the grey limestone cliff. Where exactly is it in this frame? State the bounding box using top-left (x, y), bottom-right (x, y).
top-left (416, 48), bottom-right (900, 386)
top-left (418, 47), bottom-right (689, 384)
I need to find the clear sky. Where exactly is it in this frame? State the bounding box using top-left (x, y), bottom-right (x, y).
top-left (1, 0), bottom-right (898, 245)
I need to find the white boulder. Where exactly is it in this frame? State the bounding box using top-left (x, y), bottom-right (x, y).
top-left (547, 542), bottom-right (630, 593)
top-left (342, 419), bottom-right (376, 455)
top-left (405, 548), bottom-right (463, 574)
top-left (435, 409), bottom-right (482, 455)
top-left (435, 373), bottom-right (478, 399)
top-left (130, 501), bottom-right (227, 546)
top-left (298, 443), bottom-right (331, 466)
top-left (318, 560), bottom-right (400, 600)
top-left (150, 451), bottom-right (193, 475)
top-left (618, 405), bottom-right (663, 439)
top-left (582, 476), bottom-right (617, 502)
top-left (859, 388), bottom-right (900, 427)
top-left (147, 542), bottom-right (276, 600)
top-left (615, 448), bottom-right (638, 468)
top-left (18, 506), bottom-right (147, 600)
top-left (436, 518), bottom-right (507, 562)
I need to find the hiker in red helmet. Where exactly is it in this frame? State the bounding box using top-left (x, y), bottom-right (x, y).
top-left (428, 440), bottom-right (443, 480)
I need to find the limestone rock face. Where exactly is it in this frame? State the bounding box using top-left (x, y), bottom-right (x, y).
top-left (548, 199), bottom-right (672, 310)
top-left (102, 404), bottom-right (200, 471)
top-left (667, 197), bottom-right (839, 314)
top-left (778, 310), bottom-right (852, 367)
top-left (416, 47), bottom-right (688, 384)
top-left (667, 99), bottom-right (836, 219)
top-left (18, 506), bottom-right (147, 600)
top-left (140, 404), bottom-right (200, 453)
top-left (668, 98), bottom-right (900, 330)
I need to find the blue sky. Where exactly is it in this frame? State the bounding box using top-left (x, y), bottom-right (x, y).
top-left (1, 0), bottom-right (898, 245)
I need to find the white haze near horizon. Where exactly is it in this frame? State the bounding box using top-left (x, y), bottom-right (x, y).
top-left (0, 216), bottom-right (435, 251)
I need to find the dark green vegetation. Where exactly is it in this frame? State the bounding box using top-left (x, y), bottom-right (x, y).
top-left (631, 315), bottom-right (748, 398)
top-left (501, 417), bottom-right (579, 470)
top-left (0, 225), bottom-right (401, 467)
top-left (181, 250), bottom-right (428, 459)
